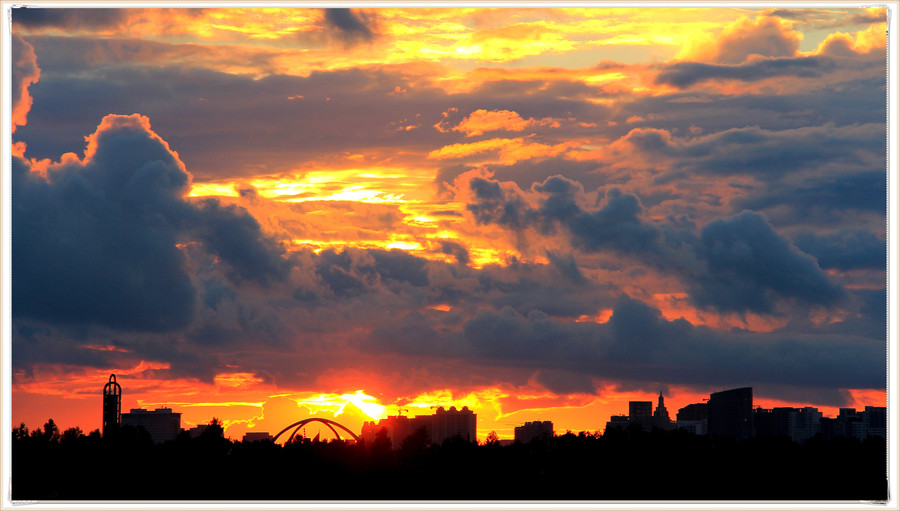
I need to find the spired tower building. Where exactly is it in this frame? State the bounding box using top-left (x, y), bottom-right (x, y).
top-left (102, 374), bottom-right (122, 436)
top-left (653, 391), bottom-right (673, 430)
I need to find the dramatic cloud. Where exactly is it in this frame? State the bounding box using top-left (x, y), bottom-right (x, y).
top-left (688, 211), bottom-right (845, 313)
top-left (463, 175), bottom-right (843, 315)
top-left (12, 114), bottom-right (287, 331)
top-left (8, 7), bottom-right (887, 435)
top-left (678, 15), bottom-right (802, 64)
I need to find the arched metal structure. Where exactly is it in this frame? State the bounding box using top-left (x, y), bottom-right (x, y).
top-left (272, 418), bottom-right (360, 444)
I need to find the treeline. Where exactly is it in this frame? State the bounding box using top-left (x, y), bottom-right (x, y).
top-left (12, 420), bottom-right (887, 501)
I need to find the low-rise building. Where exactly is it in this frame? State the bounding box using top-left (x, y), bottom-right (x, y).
top-left (121, 407), bottom-right (181, 444)
top-left (242, 431), bottom-right (273, 442)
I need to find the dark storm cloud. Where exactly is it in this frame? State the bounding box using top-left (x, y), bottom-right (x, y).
top-left (656, 57), bottom-right (834, 88)
top-left (467, 176), bottom-right (534, 230)
top-left (792, 229), bottom-right (885, 270)
top-left (545, 251), bottom-right (588, 286)
top-left (458, 296), bottom-right (883, 393)
top-left (733, 170), bottom-right (886, 222)
top-left (12, 152), bottom-right (196, 331)
top-left (314, 248), bottom-right (430, 298)
top-left (623, 123), bottom-right (884, 183)
top-left (192, 199), bottom-right (290, 285)
top-left (322, 8), bottom-right (378, 45)
top-left (568, 189), bottom-right (663, 253)
top-left (12, 115), bottom-right (289, 332)
top-left (464, 175), bottom-right (843, 315)
top-left (688, 211), bottom-right (844, 313)
top-left (467, 175), bottom-right (662, 253)
top-left (12, 8), bottom-right (130, 30)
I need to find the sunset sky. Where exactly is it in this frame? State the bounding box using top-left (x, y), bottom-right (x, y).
top-left (7, 5), bottom-right (891, 442)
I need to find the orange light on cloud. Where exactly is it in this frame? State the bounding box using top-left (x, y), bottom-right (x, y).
top-left (428, 136), bottom-right (583, 164)
top-left (452, 109), bottom-right (560, 137)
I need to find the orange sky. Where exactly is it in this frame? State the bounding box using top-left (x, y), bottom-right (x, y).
top-left (7, 6), bottom-right (891, 442)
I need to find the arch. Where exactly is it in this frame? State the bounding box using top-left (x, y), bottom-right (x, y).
top-left (272, 418), bottom-right (360, 444)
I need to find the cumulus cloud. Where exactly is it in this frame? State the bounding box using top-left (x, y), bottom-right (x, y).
top-left (462, 175), bottom-right (843, 316)
top-left (466, 174), bottom-right (662, 253)
top-left (12, 114), bottom-right (288, 332)
top-left (678, 16), bottom-right (802, 64)
top-left (688, 211), bottom-right (845, 313)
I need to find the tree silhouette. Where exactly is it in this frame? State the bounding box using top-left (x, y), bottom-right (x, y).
top-left (41, 418), bottom-right (60, 443)
top-left (61, 426), bottom-right (83, 443)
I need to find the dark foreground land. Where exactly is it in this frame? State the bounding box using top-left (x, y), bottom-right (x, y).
top-left (12, 421), bottom-right (887, 501)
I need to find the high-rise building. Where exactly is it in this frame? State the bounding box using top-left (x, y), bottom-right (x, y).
top-left (626, 401), bottom-right (654, 432)
top-left (629, 401), bottom-right (653, 420)
top-left (121, 408), bottom-right (181, 444)
top-left (431, 406), bottom-right (476, 444)
top-left (707, 387), bottom-right (754, 440)
top-left (676, 403), bottom-right (708, 435)
top-left (514, 421), bottom-right (553, 443)
top-left (863, 406), bottom-right (886, 438)
top-left (102, 374), bottom-right (121, 437)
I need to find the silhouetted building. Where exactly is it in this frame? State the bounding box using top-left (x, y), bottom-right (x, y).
top-left (676, 402), bottom-right (708, 435)
top-left (821, 407), bottom-right (886, 440)
top-left (707, 387), bottom-right (753, 440)
top-left (431, 406), bottom-right (476, 444)
top-left (755, 407), bottom-right (795, 439)
top-left (242, 431), bottom-right (273, 442)
top-left (186, 424), bottom-right (223, 439)
top-left (794, 407), bottom-right (822, 443)
top-left (121, 407), bottom-right (181, 444)
top-left (626, 401), bottom-right (654, 432)
top-left (361, 406), bottom-right (477, 448)
top-left (187, 424), bottom-right (208, 438)
top-left (863, 406), bottom-right (886, 438)
top-left (514, 421), bottom-right (553, 443)
top-left (653, 392), bottom-right (674, 431)
top-left (102, 374), bottom-right (121, 437)
top-left (604, 415), bottom-right (630, 433)
top-left (629, 401), bottom-right (652, 420)
top-left (361, 414), bottom-right (424, 448)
